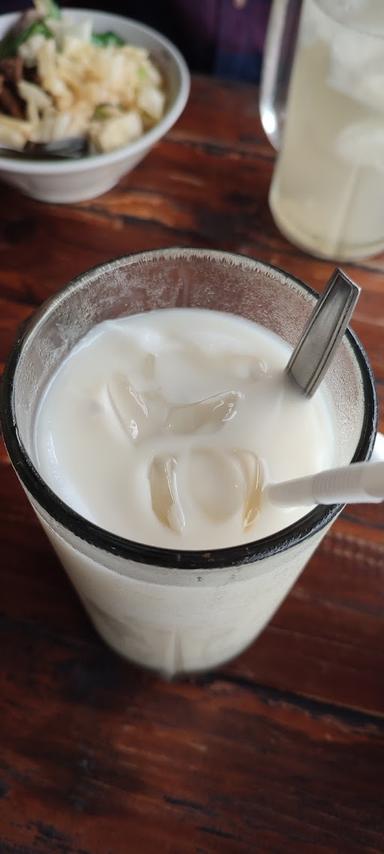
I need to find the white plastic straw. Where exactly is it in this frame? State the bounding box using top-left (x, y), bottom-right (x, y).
top-left (266, 460), bottom-right (384, 507)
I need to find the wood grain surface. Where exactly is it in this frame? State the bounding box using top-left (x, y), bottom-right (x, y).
top-left (0, 76), bottom-right (383, 854)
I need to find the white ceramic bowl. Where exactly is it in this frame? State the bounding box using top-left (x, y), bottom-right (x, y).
top-left (0, 9), bottom-right (190, 203)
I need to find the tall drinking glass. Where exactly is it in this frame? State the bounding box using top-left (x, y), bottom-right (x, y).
top-left (261, 0), bottom-right (384, 260)
top-left (1, 249), bottom-right (377, 676)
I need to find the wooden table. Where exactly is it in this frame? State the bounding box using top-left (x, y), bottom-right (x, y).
top-left (1, 76), bottom-right (383, 854)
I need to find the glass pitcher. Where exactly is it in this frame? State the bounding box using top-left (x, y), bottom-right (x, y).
top-left (260, 0), bottom-right (384, 261)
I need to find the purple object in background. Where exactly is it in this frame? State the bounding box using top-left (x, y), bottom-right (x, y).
top-left (165, 0), bottom-right (272, 81)
top-left (0, 0), bottom-right (272, 82)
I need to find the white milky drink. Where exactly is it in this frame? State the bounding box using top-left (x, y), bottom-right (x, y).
top-left (31, 307), bottom-right (338, 675)
top-left (34, 308), bottom-right (335, 550)
top-left (270, 0), bottom-right (384, 260)
top-left (3, 251), bottom-right (374, 677)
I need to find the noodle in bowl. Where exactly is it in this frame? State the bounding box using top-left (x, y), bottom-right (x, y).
top-left (0, 8), bottom-right (190, 202)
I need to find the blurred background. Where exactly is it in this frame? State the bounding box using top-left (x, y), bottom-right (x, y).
top-left (1, 0), bottom-right (272, 83)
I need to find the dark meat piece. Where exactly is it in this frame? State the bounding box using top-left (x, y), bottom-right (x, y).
top-left (0, 75), bottom-right (25, 119)
top-left (0, 56), bottom-right (23, 85)
top-left (0, 55), bottom-right (27, 120)
top-left (24, 65), bottom-right (39, 85)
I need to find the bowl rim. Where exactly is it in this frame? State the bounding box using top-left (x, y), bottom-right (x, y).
top-left (0, 8), bottom-right (190, 173)
top-left (0, 247), bottom-right (378, 570)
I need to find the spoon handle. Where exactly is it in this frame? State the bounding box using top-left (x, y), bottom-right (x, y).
top-left (287, 268), bottom-right (360, 397)
top-left (267, 460), bottom-right (384, 507)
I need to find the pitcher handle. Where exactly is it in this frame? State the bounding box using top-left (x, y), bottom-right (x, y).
top-left (260, 0), bottom-right (303, 150)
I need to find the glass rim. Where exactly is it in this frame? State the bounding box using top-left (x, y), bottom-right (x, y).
top-left (0, 247), bottom-right (378, 570)
top-left (314, 0), bottom-right (384, 40)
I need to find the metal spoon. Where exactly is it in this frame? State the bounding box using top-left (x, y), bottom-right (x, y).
top-left (287, 268), bottom-right (360, 397)
top-left (0, 137), bottom-right (88, 160)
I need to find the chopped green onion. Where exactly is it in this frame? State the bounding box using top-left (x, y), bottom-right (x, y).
top-left (93, 104), bottom-right (125, 120)
top-left (19, 20), bottom-right (54, 46)
top-left (91, 31), bottom-right (125, 48)
top-left (93, 105), bottom-right (110, 120)
top-left (0, 20), bottom-right (53, 60)
top-left (0, 31), bottom-right (18, 61)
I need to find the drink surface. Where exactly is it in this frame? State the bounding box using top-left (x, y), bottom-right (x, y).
top-left (34, 308), bottom-right (335, 550)
top-left (270, 0), bottom-right (384, 260)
